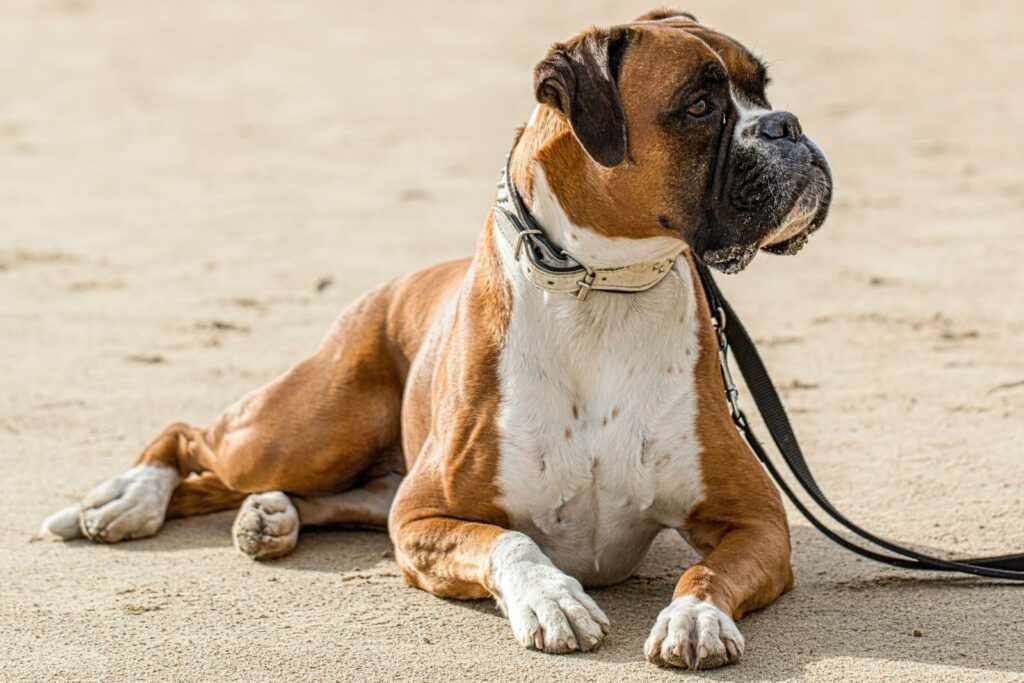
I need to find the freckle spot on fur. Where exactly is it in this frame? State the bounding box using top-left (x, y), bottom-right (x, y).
top-left (611, 407), bottom-right (620, 419)
top-left (685, 348), bottom-right (691, 356)
top-left (666, 365), bottom-right (674, 374)
top-left (564, 427), bottom-right (572, 440)
top-left (572, 404), bottom-right (579, 420)
top-left (602, 416), bottom-right (608, 427)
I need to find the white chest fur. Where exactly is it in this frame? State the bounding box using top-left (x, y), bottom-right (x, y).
top-left (493, 172), bottom-right (706, 586)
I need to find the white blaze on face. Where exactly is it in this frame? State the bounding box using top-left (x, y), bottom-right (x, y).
top-left (729, 86), bottom-right (771, 149)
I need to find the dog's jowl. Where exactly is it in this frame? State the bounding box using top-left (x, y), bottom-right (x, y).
top-left (42, 9), bottom-right (832, 670)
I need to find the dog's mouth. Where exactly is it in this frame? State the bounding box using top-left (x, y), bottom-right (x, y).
top-left (761, 155), bottom-right (833, 257)
top-left (703, 150), bottom-right (833, 274)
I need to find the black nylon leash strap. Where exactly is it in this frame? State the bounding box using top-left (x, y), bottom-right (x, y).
top-left (694, 261), bottom-right (1024, 581)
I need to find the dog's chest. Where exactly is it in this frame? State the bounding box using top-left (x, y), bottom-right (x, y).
top-left (494, 264), bottom-right (705, 585)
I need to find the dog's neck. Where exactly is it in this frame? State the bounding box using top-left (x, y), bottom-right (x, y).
top-left (508, 106), bottom-right (685, 271)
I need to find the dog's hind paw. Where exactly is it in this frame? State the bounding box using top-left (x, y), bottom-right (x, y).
top-left (232, 492), bottom-right (299, 560)
top-left (76, 465), bottom-right (180, 543)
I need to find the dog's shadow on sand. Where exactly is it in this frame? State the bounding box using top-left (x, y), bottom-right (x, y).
top-left (86, 516), bottom-right (1022, 679)
top-left (429, 526), bottom-right (1024, 680)
top-left (573, 527), bottom-right (1023, 679)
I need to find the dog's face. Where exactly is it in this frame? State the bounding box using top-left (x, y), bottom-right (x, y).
top-left (534, 9), bottom-right (832, 273)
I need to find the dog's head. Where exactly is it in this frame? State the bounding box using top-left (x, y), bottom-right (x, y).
top-left (531, 9), bottom-right (832, 273)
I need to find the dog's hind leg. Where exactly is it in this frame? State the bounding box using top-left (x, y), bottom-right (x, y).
top-left (40, 265), bottom-right (465, 546)
top-left (166, 472), bottom-right (249, 519)
top-left (231, 473), bottom-right (401, 560)
top-left (40, 277), bottom-right (422, 544)
top-left (40, 421), bottom-right (222, 542)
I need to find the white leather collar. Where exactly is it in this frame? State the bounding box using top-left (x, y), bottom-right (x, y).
top-left (493, 157), bottom-right (685, 300)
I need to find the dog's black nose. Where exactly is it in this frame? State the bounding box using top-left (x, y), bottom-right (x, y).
top-left (756, 111), bottom-right (802, 142)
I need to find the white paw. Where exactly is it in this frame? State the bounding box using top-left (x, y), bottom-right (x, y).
top-left (490, 532), bottom-right (609, 654)
top-left (232, 492), bottom-right (299, 560)
top-left (644, 595), bottom-right (744, 669)
top-left (75, 465), bottom-right (180, 543)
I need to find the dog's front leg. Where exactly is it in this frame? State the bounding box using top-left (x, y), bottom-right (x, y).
top-left (644, 435), bottom-right (794, 671)
top-left (644, 520), bottom-right (792, 669)
top-left (391, 515), bottom-right (609, 653)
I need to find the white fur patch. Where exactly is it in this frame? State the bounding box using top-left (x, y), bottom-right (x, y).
top-left (730, 86), bottom-right (771, 144)
top-left (493, 168), bottom-right (705, 587)
top-left (70, 465), bottom-right (180, 543)
top-left (644, 595), bottom-right (744, 669)
top-left (489, 531), bottom-right (609, 653)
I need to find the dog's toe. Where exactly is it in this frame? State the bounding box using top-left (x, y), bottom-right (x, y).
top-left (644, 595), bottom-right (744, 670)
top-left (40, 505), bottom-right (84, 540)
top-left (232, 492), bottom-right (299, 560)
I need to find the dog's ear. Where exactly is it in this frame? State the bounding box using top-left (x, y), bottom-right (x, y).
top-left (634, 8), bottom-right (698, 23)
top-left (533, 27), bottom-right (635, 168)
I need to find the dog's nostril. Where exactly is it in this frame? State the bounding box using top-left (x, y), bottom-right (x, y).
top-left (756, 111), bottom-right (802, 142)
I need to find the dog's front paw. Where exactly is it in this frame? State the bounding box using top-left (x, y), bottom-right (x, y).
top-left (490, 532), bottom-right (609, 653)
top-left (232, 492), bottom-right (299, 560)
top-left (644, 595), bottom-right (744, 670)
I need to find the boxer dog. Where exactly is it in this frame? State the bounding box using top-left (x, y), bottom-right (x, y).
top-left (41, 9), bottom-right (832, 669)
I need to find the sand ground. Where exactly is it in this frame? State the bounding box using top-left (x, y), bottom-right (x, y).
top-left (2, 1), bottom-right (1023, 681)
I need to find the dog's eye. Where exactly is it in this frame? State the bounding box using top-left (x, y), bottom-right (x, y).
top-left (686, 98), bottom-right (710, 117)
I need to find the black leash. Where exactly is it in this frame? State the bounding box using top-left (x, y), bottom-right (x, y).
top-left (694, 261), bottom-right (1024, 581)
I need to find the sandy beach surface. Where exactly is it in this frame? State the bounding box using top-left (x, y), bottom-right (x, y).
top-left (3, 1), bottom-right (1023, 681)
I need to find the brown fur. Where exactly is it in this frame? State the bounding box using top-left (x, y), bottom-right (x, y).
top-left (678, 254), bottom-right (793, 619)
top-left (166, 472), bottom-right (247, 518)
top-left (388, 219), bottom-right (514, 599)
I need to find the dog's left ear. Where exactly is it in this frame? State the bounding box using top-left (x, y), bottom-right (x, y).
top-left (533, 27), bottom-right (635, 168)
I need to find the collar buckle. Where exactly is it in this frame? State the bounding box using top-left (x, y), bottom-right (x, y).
top-left (513, 228), bottom-right (543, 261)
top-left (576, 270), bottom-right (597, 301)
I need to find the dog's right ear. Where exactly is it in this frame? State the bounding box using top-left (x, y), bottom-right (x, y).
top-left (533, 27), bottom-right (635, 168)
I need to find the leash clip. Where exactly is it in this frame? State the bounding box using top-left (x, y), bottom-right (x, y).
top-left (711, 306), bottom-right (745, 427)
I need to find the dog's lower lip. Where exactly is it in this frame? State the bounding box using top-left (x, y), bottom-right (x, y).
top-left (702, 244), bottom-right (758, 274)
